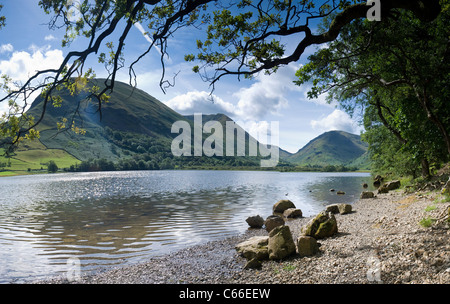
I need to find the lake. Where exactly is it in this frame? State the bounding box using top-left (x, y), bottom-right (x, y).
top-left (0, 170), bottom-right (373, 283)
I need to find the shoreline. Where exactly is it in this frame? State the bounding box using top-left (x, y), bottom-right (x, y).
top-left (0, 167), bottom-right (371, 178)
top-left (37, 189), bottom-right (450, 284)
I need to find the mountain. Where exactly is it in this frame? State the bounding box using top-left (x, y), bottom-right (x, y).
top-left (21, 79), bottom-right (270, 169)
top-left (287, 130), bottom-right (369, 168)
top-left (10, 79), bottom-right (369, 172)
top-left (26, 79), bottom-right (188, 161)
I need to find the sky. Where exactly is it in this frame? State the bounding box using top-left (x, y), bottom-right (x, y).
top-left (0, 0), bottom-right (364, 153)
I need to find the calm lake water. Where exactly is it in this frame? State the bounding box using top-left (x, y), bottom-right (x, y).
top-left (0, 170), bottom-right (373, 283)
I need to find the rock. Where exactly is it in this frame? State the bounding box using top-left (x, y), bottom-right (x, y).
top-left (264, 215), bottom-right (285, 232)
top-left (377, 187), bottom-right (389, 194)
top-left (384, 180), bottom-right (401, 191)
top-left (325, 204), bottom-right (340, 214)
top-left (268, 225), bottom-right (296, 260)
top-left (245, 215), bottom-right (264, 228)
top-left (363, 183), bottom-right (368, 188)
top-left (273, 199), bottom-right (296, 214)
top-left (235, 236), bottom-right (269, 261)
top-left (377, 180), bottom-right (401, 194)
top-left (302, 211), bottom-right (338, 239)
top-left (283, 208), bottom-right (302, 218)
top-left (336, 191), bottom-right (345, 195)
top-left (373, 175), bottom-right (383, 187)
top-left (244, 258), bottom-right (262, 269)
top-left (324, 203), bottom-right (351, 214)
top-left (360, 191), bottom-right (375, 199)
top-left (338, 204), bottom-right (352, 215)
top-left (297, 236), bottom-right (320, 257)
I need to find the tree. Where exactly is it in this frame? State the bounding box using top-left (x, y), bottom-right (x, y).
top-left (0, 0), bottom-right (443, 153)
top-left (47, 160), bottom-right (59, 173)
top-left (294, 2), bottom-right (450, 177)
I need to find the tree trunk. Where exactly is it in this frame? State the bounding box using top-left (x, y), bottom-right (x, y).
top-left (415, 86), bottom-right (450, 156)
top-left (421, 158), bottom-right (431, 179)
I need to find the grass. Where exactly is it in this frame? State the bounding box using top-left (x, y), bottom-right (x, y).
top-left (418, 192), bottom-right (450, 228)
top-left (0, 139), bottom-right (80, 175)
top-left (419, 217), bottom-right (437, 228)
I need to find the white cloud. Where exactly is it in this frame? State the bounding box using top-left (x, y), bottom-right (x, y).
top-left (232, 64), bottom-right (302, 120)
top-left (165, 90), bottom-right (236, 116)
top-left (0, 48), bottom-right (64, 83)
top-left (0, 47), bottom-right (65, 114)
top-left (0, 44), bottom-right (14, 54)
top-left (134, 22), bottom-right (163, 56)
top-left (44, 35), bottom-right (57, 41)
top-left (310, 109), bottom-right (360, 134)
top-left (165, 63), bottom-right (306, 121)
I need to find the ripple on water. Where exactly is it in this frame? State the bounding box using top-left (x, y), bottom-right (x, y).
top-left (0, 170), bottom-right (373, 282)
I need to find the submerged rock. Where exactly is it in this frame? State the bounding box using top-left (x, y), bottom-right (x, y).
top-left (302, 211), bottom-right (338, 239)
top-left (268, 225), bottom-right (296, 260)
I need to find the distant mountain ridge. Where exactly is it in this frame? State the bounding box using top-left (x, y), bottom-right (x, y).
top-left (285, 130), bottom-right (369, 168)
top-left (22, 79), bottom-right (369, 170)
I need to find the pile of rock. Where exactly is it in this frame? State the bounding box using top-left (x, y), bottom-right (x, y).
top-left (238, 200), bottom-right (352, 269)
top-left (245, 199), bottom-right (303, 230)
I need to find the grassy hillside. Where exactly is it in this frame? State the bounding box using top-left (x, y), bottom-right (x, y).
top-left (0, 139), bottom-right (79, 175)
top-left (287, 130), bottom-right (369, 167)
top-left (25, 79), bottom-right (188, 161)
top-left (4, 80), bottom-right (266, 172)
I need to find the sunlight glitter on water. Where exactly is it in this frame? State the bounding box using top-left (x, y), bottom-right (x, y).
top-left (0, 170), bottom-right (372, 283)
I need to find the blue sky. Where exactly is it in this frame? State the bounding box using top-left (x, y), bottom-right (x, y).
top-left (0, 0), bottom-right (364, 153)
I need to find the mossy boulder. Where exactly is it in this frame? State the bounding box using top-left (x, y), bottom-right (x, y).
top-left (235, 236), bottom-right (269, 261)
top-left (268, 225), bottom-right (296, 260)
top-left (302, 211), bottom-right (338, 239)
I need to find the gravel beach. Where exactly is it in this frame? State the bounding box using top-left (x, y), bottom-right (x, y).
top-left (39, 190), bottom-right (450, 284)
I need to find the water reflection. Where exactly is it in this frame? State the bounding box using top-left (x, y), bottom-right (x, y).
top-left (0, 170), bottom-right (372, 283)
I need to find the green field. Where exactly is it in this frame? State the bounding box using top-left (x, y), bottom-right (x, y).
top-left (0, 139), bottom-right (80, 175)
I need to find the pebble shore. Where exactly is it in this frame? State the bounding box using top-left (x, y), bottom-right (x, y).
top-left (39, 190), bottom-right (450, 284)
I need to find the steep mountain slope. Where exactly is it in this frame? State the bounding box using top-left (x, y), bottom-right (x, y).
top-left (288, 130), bottom-right (368, 167)
top-left (26, 79), bottom-right (187, 161)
